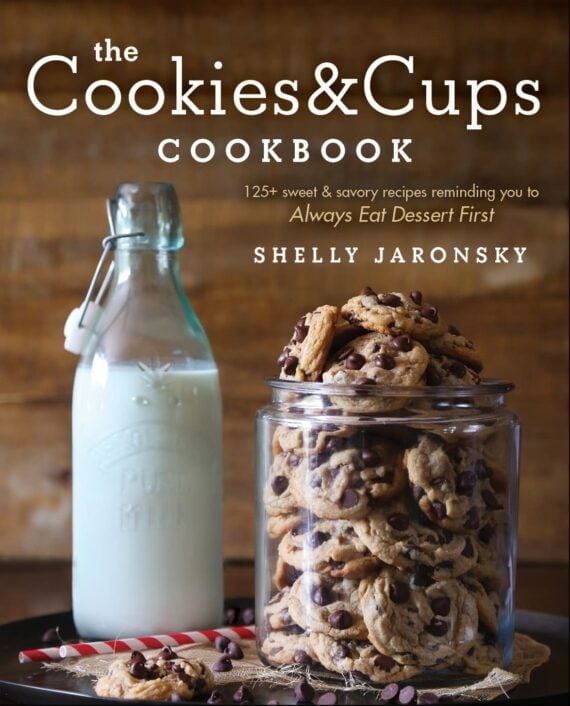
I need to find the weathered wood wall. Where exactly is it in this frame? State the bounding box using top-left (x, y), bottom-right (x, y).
top-left (0, 0), bottom-right (567, 561)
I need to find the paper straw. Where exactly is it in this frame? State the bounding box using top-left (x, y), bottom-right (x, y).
top-left (18, 625), bottom-right (256, 663)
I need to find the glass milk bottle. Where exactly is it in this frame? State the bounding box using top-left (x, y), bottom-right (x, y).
top-left (66, 182), bottom-right (223, 638)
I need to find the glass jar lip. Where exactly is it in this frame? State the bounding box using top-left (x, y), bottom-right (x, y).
top-left (266, 377), bottom-right (514, 398)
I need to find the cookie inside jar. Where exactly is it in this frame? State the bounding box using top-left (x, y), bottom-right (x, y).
top-left (257, 288), bottom-right (519, 686)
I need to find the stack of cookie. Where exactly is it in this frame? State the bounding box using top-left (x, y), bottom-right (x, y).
top-left (260, 288), bottom-right (508, 682)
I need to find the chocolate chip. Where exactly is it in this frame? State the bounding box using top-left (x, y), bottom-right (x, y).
top-left (399, 685), bottom-right (417, 705)
top-left (425, 365), bottom-right (443, 386)
top-left (284, 624), bottom-right (305, 635)
top-left (317, 692), bottom-right (338, 705)
top-left (478, 524), bottom-right (494, 544)
top-left (387, 512), bottom-right (410, 531)
top-left (312, 585), bottom-right (335, 606)
top-left (418, 692), bottom-right (440, 704)
top-left (375, 353), bottom-right (396, 370)
top-left (355, 376), bottom-right (375, 385)
top-left (361, 448), bottom-right (381, 466)
top-left (242, 607), bottom-right (255, 625)
top-left (426, 618), bottom-right (448, 637)
top-left (41, 627), bottom-right (63, 645)
top-left (294, 649), bottom-right (312, 665)
top-left (441, 529), bottom-right (453, 543)
top-left (346, 353), bottom-right (366, 370)
top-left (224, 641), bottom-right (244, 660)
top-left (436, 560), bottom-right (453, 569)
top-left (233, 684), bottom-right (253, 703)
top-left (224, 606), bottom-right (239, 625)
top-left (421, 304), bottom-right (439, 323)
top-left (381, 470), bottom-right (395, 484)
top-left (431, 501), bottom-right (447, 519)
top-left (449, 361), bottom-right (466, 378)
top-left (462, 538), bottom-right (474, 558)
top-left (411, 565), bottom-right (434, 587)
top-left (409, 291), bottom-right (423, 305)
top-left (456, 471), bottom-right (477, 497)
top-left (157, 646), bottom-right (178, 660)
top-left (307, 531), bottom-right (331, 548)
top-left (474, 460), bottom-right (492, 480)
top-left (336, 346), bottom-right (354, 362)
top-left (448, 324), bottom-right (461, 335)
top-left (389, 581), bottom-right (410, 604)
top-left (361, 286), bottom-right (377, 296)
top-left (128, 650), bottom-right (146, 666)
top-left (464, 506), bottom-right (480, 530)
top-left (294, 678), bottom-right (315, 703)
top-left (431, 596), bottom-right (451, 616)
top-left (391, 335), bottom-right (413, 352)
top-left (374, 653), bottom-right (397, 671)
top-left (283, 356), bottom-right (299, 375)
top-left (340, 488), bottom-right (360, 508)
top-left (294, 318), bottom-right (309, 343)
top-left (411, 484), bottom-right (425, 502)
top-left (271, 475), bottom-right (289, 496)
top-left (325, 437), bottom-right (346, 454)
top-left (213, 656), bottom-right (233, 672)
top-left (309, 453), bottom-right (328, 470)
top-left (329, 610), bottom-right (353, 629)
top-left (335, 643), bottom-right (351, 659)
top-left (207, 691), bottom-right (224, 705)
top-left (380, 293), bottom-right (402, 307)
top-left (277, 349), bottom-right (289, 366)
top-left (129, 661), bottom-right (148, 679)
top-left (289, 453), bottom-right (301, 467)
top-left (482, 489), bottom-right (503, 509)
top-left (381, 682), bottom-right (400, 701)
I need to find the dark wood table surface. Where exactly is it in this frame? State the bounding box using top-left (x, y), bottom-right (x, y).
top-left (0, 559), bottom-right (567, 626)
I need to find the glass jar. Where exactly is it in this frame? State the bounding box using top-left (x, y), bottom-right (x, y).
top-left (255, 380), bottom-right (519, 684)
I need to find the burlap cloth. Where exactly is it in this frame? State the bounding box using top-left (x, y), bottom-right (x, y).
top-left (45, 632), bottom-right (550, 702)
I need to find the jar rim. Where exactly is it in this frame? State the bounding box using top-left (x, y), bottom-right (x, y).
top-left (266, 377), bottom-right (514, 398)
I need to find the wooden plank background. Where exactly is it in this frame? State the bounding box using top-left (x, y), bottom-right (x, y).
top-left (0, 0), bottom-right (567, 562)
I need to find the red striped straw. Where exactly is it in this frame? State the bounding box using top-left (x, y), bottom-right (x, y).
top-left (18, 625), bottom-right (256, 664)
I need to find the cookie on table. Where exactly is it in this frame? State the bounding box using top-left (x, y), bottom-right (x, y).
top-left (353, 498), bottom-right (478, 580)
top-left (264, 452), bottom-right (302, 516)
top-left (278, 305), bottom-right (339, 381)
top-left (290, 440), bottom-right (407, 521)
top-left (426, 324), bottom-right (483, 373)
top-left (94, 652), bottom-right (213, 701)
top-left (341, 288), bottom-right (446, 341)
top-left (425, 354), bottom-right (481, 386)
top-left (288, 572), bottom-right (367, 640)
top-left (309, 633), bottom-right (420, 684)
top-left (359, 567), bottom-right (478, 668)
top-left (278, 518), bottom-right (380, 579)
top-left (405, 435), bottom-right (504, 534)
top-left (260, 629), bottom-right (317, 667)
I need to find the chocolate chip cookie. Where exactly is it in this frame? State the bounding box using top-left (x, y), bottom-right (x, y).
top-left (260, 629), bottom-right (317, 667)
top-left (264, 451), bottom-right (303, 516)
top-left (353, 498), bottom-right (478, 580)
top-left (290, 440), bottom-right (407, 520)
top-left (94, 652), bottom-right (214, 701)
top-left (341, 288), bottom-right (446, 341)
top-left (278, 305), bottom-right (339, 381)
top-left (425, 354), bottom-right (481, 386)
top-left (278, 518), bottom-right (380, 579)
top-left (309, 633), bottom-right (420, 683)
top-left (359, 567), bottom-right (478, 668)
top-left (405, 435), bottom-right (504, 533)
top-left (426, 325), bottom-right (483, 373)
top-left (288, 572), bottom-right (367, 639)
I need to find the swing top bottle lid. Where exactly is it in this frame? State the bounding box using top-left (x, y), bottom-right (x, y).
top-left (109, 181), bottom-right (184, 251)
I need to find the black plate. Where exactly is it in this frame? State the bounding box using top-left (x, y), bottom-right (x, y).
top-left (0, 608), bottom-right (567, 705)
